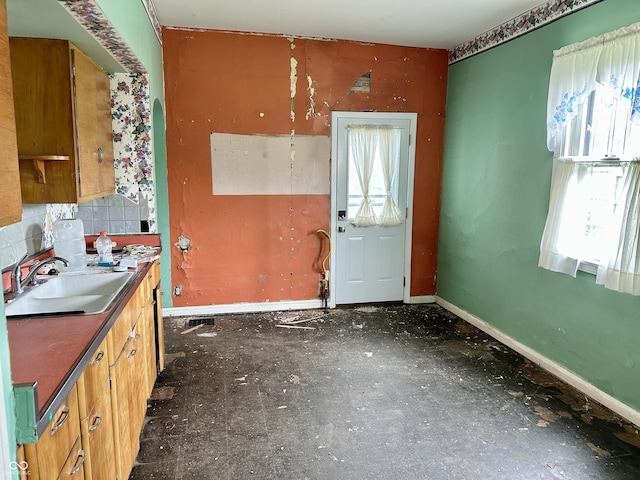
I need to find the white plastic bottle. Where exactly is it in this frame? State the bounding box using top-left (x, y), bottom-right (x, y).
top-left (95, 231), bottom-right (114, 267)
top-left (53, 219), bottom-right (87, 271)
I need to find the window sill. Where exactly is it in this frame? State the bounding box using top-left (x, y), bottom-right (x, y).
top-left (578, 261), bottom-right (598, 276)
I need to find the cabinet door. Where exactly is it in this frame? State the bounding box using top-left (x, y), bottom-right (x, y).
top-left (0, 0), bottom-right (22, 226)
top-left (72, 45), bottom-right (115, 202)
top-left (10, 38), bottom-right (77, 204)
top-left (23, 385), bottom-right (82, 480)
top-left (142, 265), bottom-right (159, 395)
top-left (77, 339), bottom-right (116, 480)
top-left (109, 322), bottom-right (146, 480)
top-left (153, 263), bottom-right (165, 373)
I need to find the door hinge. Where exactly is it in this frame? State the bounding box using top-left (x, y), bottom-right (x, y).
top-left (406, 207), bottom-right (409, 219)
top-left (403, 277), bottom-right (406, 286)
top-left (409, 134), bottom-right (412, 146)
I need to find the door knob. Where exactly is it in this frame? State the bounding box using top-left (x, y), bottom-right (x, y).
top-left (338, 226), bottom-right (345, 233)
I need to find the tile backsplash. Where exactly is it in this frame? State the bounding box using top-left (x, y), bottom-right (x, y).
top-left (0, 193), bottom-right (149, 271)
top-left (0, 204), bottom-right (47, 270)
top-left (77, 192), bottom-right (150, 236)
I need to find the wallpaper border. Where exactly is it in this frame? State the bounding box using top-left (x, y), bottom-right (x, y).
top-left (449, 0), bottom-right (604, 64)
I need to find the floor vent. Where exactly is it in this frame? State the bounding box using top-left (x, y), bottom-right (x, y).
top-left (187, 317), bottom-right (215, 327)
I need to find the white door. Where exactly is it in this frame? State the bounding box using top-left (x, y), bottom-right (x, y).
top-left (330, 112), bottom-right (416, 305)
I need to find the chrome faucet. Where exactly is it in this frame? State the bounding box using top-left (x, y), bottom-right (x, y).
top-left (10, 254), bottom-right (70, 295)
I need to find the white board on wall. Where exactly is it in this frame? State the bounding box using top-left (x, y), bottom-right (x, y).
top-left (210, 133), bottom-right (330, 195)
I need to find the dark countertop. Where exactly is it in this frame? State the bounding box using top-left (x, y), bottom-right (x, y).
top-left (7, 233), bottom-right (161, 442)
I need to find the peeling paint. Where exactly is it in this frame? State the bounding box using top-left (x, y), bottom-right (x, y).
top-left (175, 235), bottom-right (191, 252)
top-left (290, 57), bottom-right (298, 123)
top-left (305, 75), bottom-right (316, 120)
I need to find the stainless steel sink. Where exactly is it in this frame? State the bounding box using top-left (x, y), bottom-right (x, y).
top-left (5, 271), bottom-right (134, 318)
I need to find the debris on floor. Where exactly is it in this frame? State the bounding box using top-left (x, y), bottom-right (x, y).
top-left (149, 386), bottom-right (175, 401)
top-left (180, 323), bottom-right (204, 335)
top-left (131, 304), bottom-right (640, 480)
top-left (275, 324), bottom-right (316, 330)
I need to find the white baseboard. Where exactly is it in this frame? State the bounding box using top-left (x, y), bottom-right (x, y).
top-left (407, 295), bottom-right (436, 304)
top-left (435, 296), bottom-right (640, 428)
top-left (163, 298), bottom-right (325, 317)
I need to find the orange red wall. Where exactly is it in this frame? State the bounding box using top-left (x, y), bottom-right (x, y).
top-left (163, 28), bottom-right (448, 306)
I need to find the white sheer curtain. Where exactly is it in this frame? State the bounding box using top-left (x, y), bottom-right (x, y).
top-left (378, 127), bottom-right (403, 226)
top-left (546, 22), bottom-right (640, 155)
top-left (596, 162), bottom-right (640, 294)
top-left (541, 22), bottom-right (640, 295)
top-left (538, 158), bottom-right (592, 276)
top-left (348, 126), bottom-right (377, 227)
top-left (347, 125), bottom-right (404, 227)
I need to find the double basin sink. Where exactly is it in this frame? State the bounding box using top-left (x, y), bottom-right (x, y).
top-left (5, 271), bottom-right (134, 319)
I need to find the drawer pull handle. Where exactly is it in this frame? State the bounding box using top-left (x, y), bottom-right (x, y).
top-left (51, 406), bottom-right (69, 433)
top-left (89, 414), bottom-right (102, 432)
top-left (128, 348), bottom-right (137, 358)
top-left (97, 147), bottom-right (104, 164)
top-left (91, 350), bottom-right (105, 365)
top-left (147, 274), bottom-right (152, 280)
top-left (70, 449), bottom-right (85, 475)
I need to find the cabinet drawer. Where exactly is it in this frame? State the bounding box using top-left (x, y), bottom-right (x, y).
top-left (56, 435), bottom-right (85, 479)
top-left (24, 384), bottom-right (81, 480)
top-left (107, 293), bottom-right (141, 365)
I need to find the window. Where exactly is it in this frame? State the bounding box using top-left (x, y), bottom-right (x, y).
top-left (346, 125), bottom-right (404, 227)
top-left (540, 22), bottom-right (640, 295)
top-left (557, 86), bottom-right (634, 268)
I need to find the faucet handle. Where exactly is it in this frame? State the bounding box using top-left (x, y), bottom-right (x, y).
top-left (13, 253), bottom-right (28, 276)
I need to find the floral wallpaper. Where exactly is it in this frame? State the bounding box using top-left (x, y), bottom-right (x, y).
top-left (111, 73), bottom-right (157, 231)
top-left (449, 0), bottom-right (604, 63)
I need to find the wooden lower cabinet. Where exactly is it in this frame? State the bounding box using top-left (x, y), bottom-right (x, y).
top-left (22, 385), bottom-right (84, 480)
top-left (77, 338), bottom-right (116, 480)
top-left (19, 260), bottom-right (165, 480)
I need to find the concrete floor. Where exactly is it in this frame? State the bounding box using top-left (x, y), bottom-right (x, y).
top-left (130, 304), bottom-right (640, 479)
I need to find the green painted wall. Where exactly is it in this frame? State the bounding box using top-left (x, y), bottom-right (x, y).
top-left (440, 0), bottom-right (640, 412)
top-left (95, 0), bottom-right (172, 305)
top-left (0, 300), bottom-right (17, 479)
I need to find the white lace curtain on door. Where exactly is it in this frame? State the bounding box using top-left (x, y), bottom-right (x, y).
top-left (347, 125), bottom-right (404, 227)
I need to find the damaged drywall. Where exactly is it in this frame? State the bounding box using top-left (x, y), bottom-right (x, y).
top-left (174, 235), bottom-right (191, 252)
top-left (210, 133), bottom-right (330, 195)
top-left (349, 71), bottom-right (371, 93)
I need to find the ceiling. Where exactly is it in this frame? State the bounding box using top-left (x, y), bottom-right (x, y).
top-left (149, 0), bottom-right (549, 50)
top-left (4, 0), bottom-right (551, 74)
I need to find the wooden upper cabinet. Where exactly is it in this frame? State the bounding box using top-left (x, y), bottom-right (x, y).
top-left (0, 0), bottom-right (22, 226)
top-left (9, 38), bottom-right (115, 204)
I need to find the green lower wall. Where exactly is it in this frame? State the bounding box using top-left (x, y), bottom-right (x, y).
top-left (439, 0), bottom-right (640, 413)
top-left (0, 300), bottom-right (17, 479)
